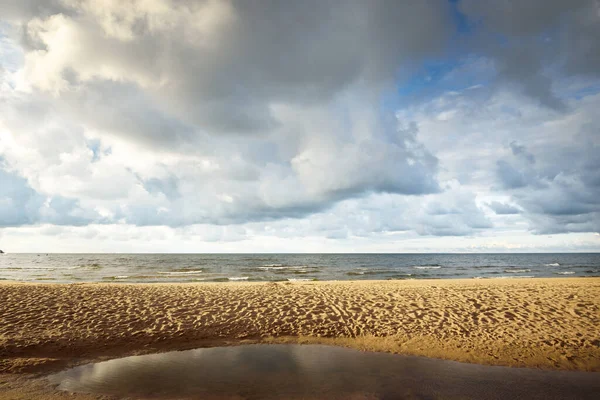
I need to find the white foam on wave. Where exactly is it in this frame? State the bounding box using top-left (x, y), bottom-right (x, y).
top-left (72, 263), bottom-right (103, 270)
top-left (544, 263), bottom-right (560, 267)
top-left (413, 266), bottom-right (441, 270)
top-left (157, 270), bottom-right (203, 275)
top-left (494, 275), bottom-right (535, 279)
top-left (287, 278), bottom-right (311, 282)
top-left (503, 269), bottom-right (531, 273)
top-left (114, 275), bottom-right (129, 279)
top-left (13, 266), bottom-right (60, 270)
top-left (555, 271), bottom-right (575, 275)
top-left (258, 265), bottom-right (313, 271)
top-left (228, 276), bottom-right (249, 281)
top-left (192, 276), bottom-right (226, 281)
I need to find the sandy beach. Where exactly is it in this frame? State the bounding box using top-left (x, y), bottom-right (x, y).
top-left (1, 278), bottom-right (599, 398)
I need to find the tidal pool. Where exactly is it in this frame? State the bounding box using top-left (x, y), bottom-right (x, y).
top-left (48, 344), bottom-right (599, 399)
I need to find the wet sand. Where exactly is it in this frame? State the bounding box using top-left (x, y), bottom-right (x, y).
top-left (0, 278), bottom-right (599, 398)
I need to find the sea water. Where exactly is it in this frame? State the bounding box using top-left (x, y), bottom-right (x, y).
top-left (1, 253), bottom-right (599, 283)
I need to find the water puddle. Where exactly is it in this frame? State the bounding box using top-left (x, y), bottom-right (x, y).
top-left (48, 344), bottom-right (599, 399)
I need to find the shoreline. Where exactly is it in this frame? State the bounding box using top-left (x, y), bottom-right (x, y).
top-left (1, 278), bottom-right (599, 398)
top-left (3, 274), bottom-right (598, 285)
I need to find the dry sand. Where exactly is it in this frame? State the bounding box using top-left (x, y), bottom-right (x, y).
top-left (0, 278), bottom-right (599, 398)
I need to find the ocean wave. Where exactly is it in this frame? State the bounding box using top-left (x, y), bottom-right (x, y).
top-left (11, 265), bottom-right (78, 271)
top-left (157, 270), bottom-right (204, 275)
top-left (555, 271), bottom-right (575, 275)
top-left (76, 263), bottom-right (103, 269)
top-left (228, 276), bottom-right (249, 281)
top-left (287, 278), bottom-right (312, 282)
top-left (473, 275), bottom-right (536, 279)
top-left (385, 273), bottom-right (419, 280)
top-left (254, 265), bottom-right (321, 275)
top-left (503, 269), bottom-right (531, 273)
top-left (473, 265), bottom-right (508, 269)
top-left (544, 263), bottom-right (560, 267)
top-left (103, 275), bottom-right (130, 280)
top-left (413, 265), bottom-right (441, 270)
top-left (257, 265), bottom-right (308, 270)
top-left (346, 269), bottom-right (398, 276)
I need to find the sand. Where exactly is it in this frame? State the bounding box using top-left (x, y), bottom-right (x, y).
top-left (1, 278), bottom-right (599, 398)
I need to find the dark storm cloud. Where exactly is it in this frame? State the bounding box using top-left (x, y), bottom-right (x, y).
top-left (59, 80), bottom-right (198, 149)
top-left (0, 0), bottom-right (67, 20)
top-left (494, 44), bottom-right (567, 111)
top-left (8, 0), bottom-right (453, 138)
top-left (509, 141), bottom-right (535, 164)
top-left (459, 0), bottom-right (600, 110)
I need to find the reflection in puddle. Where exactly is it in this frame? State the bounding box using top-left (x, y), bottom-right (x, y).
top-left (49, 344), bottom-right (599, 399)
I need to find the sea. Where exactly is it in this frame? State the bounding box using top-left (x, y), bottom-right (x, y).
top-left (0, 253), bottom-right (599, 283)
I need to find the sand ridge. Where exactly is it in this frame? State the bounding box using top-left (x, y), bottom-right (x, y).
top-left (0, 278), bottom-right (599, 376)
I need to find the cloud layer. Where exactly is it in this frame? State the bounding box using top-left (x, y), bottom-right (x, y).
top-left (0, 0), bottom-right (599, 251)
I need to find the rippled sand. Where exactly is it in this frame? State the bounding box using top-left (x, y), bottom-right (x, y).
top-left (0, 278), bottom-right (599, 398)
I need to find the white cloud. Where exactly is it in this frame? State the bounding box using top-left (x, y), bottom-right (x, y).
top-left (0, 1), bottom-right (599, 251)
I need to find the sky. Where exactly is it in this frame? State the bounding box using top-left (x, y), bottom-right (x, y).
top-left (0, 0), bottom-right (599, 253)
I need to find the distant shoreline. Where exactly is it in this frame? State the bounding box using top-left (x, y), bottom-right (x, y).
top-left (1, 275), bottom-right (598, 284)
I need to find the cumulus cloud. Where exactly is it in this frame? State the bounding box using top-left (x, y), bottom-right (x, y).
top-left (459, 0), bottom-right (600, 110)
top-left (398, 71), bottom-right (600, 235)
top-left (0, 0), bottom-right (451, 229)
top-left (0, 0), bottom-right (599, 249)
top-left (0, 163), bottom-right (99, 227)
top-left (492, 116), bottom-right (599, 233)
top-left (11, 0), bottom-right (453, 134)
top-left (511, 149), bottom-right (600, 233)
